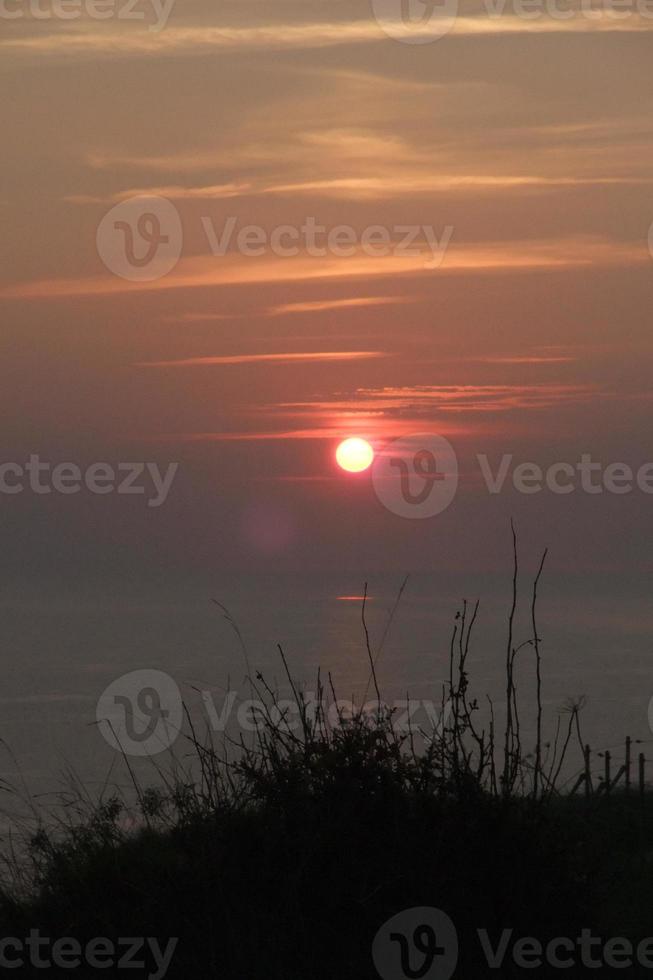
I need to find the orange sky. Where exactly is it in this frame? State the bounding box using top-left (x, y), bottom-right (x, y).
top-left (1, 0), bottom-right (653, 580)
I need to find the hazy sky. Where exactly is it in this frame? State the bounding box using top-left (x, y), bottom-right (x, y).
top-left (2, 0), bottom-right (653, 589)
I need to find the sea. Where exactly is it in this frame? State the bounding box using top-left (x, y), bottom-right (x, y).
top-left (0, 568), bottom-right (650, 830)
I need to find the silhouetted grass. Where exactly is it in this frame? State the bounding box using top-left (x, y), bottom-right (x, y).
top-left (3, 716), bottom-right (653, 978)
top-left (1, 543), bottom-right (653, 977)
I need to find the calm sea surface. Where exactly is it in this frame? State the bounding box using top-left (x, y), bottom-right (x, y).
top-left (0, 570), bottom-right (650, 825)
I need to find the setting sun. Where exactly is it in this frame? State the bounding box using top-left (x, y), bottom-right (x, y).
top-left (335, 437), bottom-right (374, 473)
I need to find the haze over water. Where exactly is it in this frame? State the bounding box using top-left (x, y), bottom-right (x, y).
top-left (1, 0), bottom-right (652, 808)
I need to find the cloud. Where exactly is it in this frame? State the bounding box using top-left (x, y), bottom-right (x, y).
top-left (83, 126), bottom-right (416, 178)
top-left (265, 296), bottom-right (411, 316)
top-left (0, 22), bottom-right (386, 60)
top-left (350, 383), bottom-right (595, 412)
top-left (151, 383), bottom-right (597, 446)
top-left (261, 174), bottom-right (646, 199)
top-left (74, 100), bottom-right (653, 217)
top-left (276, 383), bottom-right (596, 419)
top-left (3, 15), bottom-right (652, 64)
top-left (65, 182), bottom-right (251, 205)
top-left (2, 236), bottom-right (646, 300)
top-left (162, 312), bottom-right (240, 323)
top-left (471, 355), bottom-right (578, 364)
top-left (137, 351), bottom-right (389, 368)
top-left (85, 150), bottom-right (235, 174)
top-left (155, 428), bottom-right (378, 442)
top-left (72, 173), bottom-right (650, 207)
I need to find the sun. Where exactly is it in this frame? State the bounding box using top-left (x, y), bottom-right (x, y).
top-left (336, 437), bottom-right (374, 473)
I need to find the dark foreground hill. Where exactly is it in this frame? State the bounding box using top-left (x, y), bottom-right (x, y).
top-left (2, 710), bottom-right (653, 980)
top-left (3, 564), bottom-right (652, 979)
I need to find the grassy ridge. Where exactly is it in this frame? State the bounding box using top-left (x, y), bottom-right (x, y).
top-left (2, 717), bottom-right (653, 977)
top-left (2, 547), bottom-right (653, 978)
